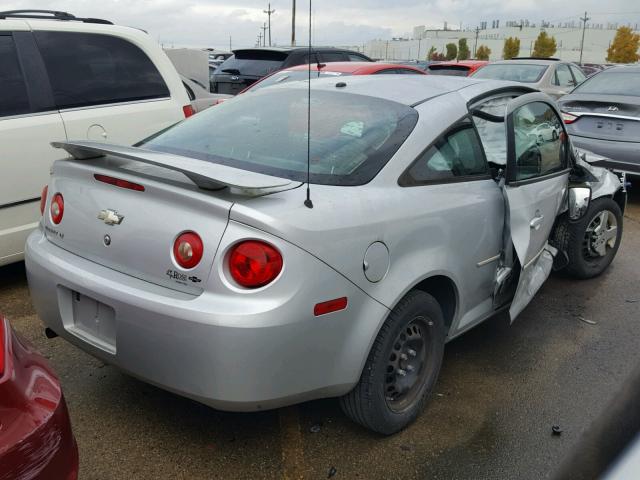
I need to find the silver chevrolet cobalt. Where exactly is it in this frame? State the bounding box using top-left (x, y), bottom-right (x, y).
top-left (26, 76), bottom-right (625, 434)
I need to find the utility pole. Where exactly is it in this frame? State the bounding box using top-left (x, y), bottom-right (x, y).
top-left (264, 3), bottom-right (275, 46)
top-left (261, 22), bottom-right (268, 46)
top-left (257, 32), bottom-right (263, 47)
top-left (473, 26), bottom-right (480, 58)
top-left (291, 0), bottom-right (296, 46)
top-left (229, 34), bottom-right (232, 51)
top-left (385, 40), bottom-right (389, 60)
top-left (417, 38), bottom-right (422, 60)
top-left (579, 11), bottom-right (590, 65)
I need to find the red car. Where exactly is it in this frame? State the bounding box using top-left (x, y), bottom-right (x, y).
top-left (238, 61), bottom-right (426, 95)
top-left (426, 60), bottom-right (488, 77)
top-left (0, 316), bottom-right (78, 480)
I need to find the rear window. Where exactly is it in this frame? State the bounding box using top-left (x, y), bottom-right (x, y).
top-left (143, 89), bottom-right (418, 186)
top-left (472, 64), bottom-right (548, 83)
top-left (217, 50), bottom-right (288, 77)
top-left (246, 70), bottom-right (351, 93)
top-left (427, 65), bottom-right (470, 77)
top-left (573, 70), bottom-right (640, 96)
top-left (35, 31), bottom-right (169, 109)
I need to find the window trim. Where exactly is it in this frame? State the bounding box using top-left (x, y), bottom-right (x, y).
top-left (505, 99), bottom-right (570, 186)
top-left (398, 115), bottom-right (492, 187)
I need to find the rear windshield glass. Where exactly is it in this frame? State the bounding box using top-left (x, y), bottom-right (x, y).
top-left (143, 88), bottom-right (418, 186)
top-left (247, 70), bottom-right (351, 92)
top-left (573, 71), bottom-right (640, 96)
top-left (472, 64), bottom-right (548, 83)
top-left (217, 50), bottom-right (288, 77)
top-left (427, 66), bottom-right (470, 77)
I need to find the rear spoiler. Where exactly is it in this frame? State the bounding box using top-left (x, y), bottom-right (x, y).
top-left (51, 141), bottom-right (295, 191)
top-left (577, 148), bottom-right (640, 175)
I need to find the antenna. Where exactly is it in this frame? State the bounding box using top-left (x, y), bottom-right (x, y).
top-left (304, 0), bottom-right (313, 209)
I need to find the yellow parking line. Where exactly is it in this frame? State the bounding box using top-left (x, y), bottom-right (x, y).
top-left (279, 406), bottom-right (305, 480)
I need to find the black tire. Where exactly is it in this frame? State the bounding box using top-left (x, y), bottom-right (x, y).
top-left (565, 197), bottom-right (623, 279)
top-left (340, 290), bottom-right (445, 435)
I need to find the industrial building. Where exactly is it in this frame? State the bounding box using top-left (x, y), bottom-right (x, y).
top-left (364, 21), bottom-right (639, 63)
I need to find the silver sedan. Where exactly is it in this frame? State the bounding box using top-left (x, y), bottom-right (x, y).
top-left (26, 76), bottom-right (625, 434)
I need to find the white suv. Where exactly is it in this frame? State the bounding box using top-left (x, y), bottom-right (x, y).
top-left (0, 10), bottom-right (192, 266)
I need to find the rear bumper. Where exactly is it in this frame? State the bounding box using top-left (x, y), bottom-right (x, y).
top-left (0, 323), bottom-right (78, 480)
top-left (25, 228), bottom-right (388, 411)
top-left (570, 135), bottom-right (640, 173)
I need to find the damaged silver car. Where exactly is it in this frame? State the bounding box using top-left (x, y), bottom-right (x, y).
top-left (25, 76), bottom-right (625, 435)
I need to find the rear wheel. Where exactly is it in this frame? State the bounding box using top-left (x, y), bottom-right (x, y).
top-left (340, 290), bottom-right (445, 435)
top-left (565, 197), bottom-right (623, 279)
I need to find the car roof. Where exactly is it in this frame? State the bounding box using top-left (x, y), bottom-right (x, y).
top-left (429, 60), bottom-right (489, 68)
top-left (232, 46), bottom-right (353, 54)
top-left (602, 65), bottom-right (640, 73)
top-left (266, 74), bottom-right (526, 107)
top-left (283, 62), bottom-right (424, 74)
top-left (489, 58), bottom-right (566, 66)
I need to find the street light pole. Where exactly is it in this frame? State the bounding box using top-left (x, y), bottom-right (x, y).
top-left (579, 11), bottom-right (590, 65)
top-left (264, 3), bottom-right (275, 46)
top-left (291, 0), bottom-right (296, 46)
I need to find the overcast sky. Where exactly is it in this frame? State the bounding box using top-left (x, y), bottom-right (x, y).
top-left (5, 0), bottom-right (640, 50)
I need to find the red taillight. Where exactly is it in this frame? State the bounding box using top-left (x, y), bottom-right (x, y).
top-left (0, 317), bottom-right (5, 376)
top-left (228, 240), bottom-right (283, 288)
top-left (173, 231), bottom-right (203, 269)
top-left (40, 185), bottom-right (48, 215)
top-left (50, 193), bottom-right (64, 224)
top-left (183, 104), bottom-right (195, 118)
top-left (561, 112), bottom-right (578, 124)
top-left (314, 297), bottom-right (348, 316)
top-left (94, 174), bottom-right (145, 192)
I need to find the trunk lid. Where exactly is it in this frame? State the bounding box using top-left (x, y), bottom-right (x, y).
top-left (560, 94), bottom-right (640, 142)
top-left (211, 73), bottom-right (261, 95)
top-left (45, 142), bottom-right (298, 295)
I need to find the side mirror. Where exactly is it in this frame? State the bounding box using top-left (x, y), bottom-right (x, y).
top-left (569, 187), bottom-right (591, 220)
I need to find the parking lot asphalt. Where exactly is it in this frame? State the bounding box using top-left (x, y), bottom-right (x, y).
top-left (1, 189), bottom-right (639, 480)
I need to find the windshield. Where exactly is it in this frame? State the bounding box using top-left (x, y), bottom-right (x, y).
top-left (472, 64), bottom-right (548, 83)
top-left (216, 50), bottom-right (288, 77)
top-left (142, 88), bottom-right (418, 186)
top-left (573, 70), bottom-right (640, 96)
top-left (247, 70), bottom-right (351, 93)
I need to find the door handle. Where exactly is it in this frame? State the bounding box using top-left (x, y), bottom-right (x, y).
top-left (530, 214), bottom-right (544, 230)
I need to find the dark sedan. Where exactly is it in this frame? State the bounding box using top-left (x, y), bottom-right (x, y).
top-left (0, 315), bottom-right (78, 480)
top-left (558, 65), bottom-right (640, 173)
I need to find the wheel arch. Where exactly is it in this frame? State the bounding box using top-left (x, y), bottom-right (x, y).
top-left (411, 275), bottom-right (459, 334)
top-left (613, 188), bottom-right (627, 215)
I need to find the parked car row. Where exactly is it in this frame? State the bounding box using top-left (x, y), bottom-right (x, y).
top-left (209, 46), bottom-right (373, 94)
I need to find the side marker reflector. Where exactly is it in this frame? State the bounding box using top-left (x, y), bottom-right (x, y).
top-left (314, 297), bottom-right (348, 316)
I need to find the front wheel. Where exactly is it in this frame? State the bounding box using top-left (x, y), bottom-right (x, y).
top-left (565, 197), bottom-right (623, 279)
top-left (340, 290), bottom-right (445, 435)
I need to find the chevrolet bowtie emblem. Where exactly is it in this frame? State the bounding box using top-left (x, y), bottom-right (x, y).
top-left (98, 209), bottom-right (124, 226)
